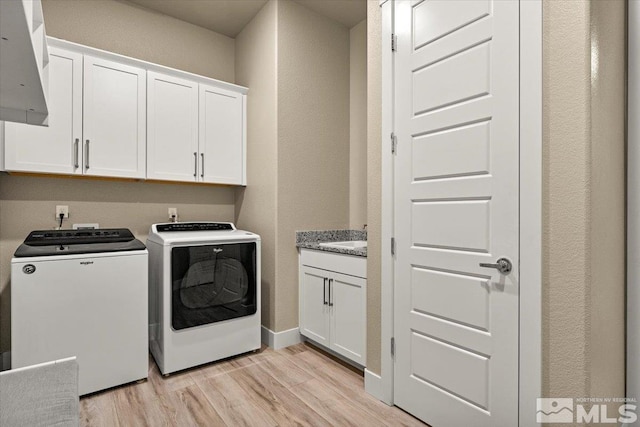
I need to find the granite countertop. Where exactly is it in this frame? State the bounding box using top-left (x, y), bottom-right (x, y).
top-left (296, 229), bottom-right (367, 257)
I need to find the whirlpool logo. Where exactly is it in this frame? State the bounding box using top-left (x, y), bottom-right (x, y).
top-left (80, 261), bottom-right (94, 266)
top-left (22, 264), bottom-right (36, 274)
top-left (213, 248), bottom-right (223, 253)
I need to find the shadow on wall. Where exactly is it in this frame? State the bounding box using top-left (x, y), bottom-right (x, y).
top-left (0, 173), bottom-right (238, 353)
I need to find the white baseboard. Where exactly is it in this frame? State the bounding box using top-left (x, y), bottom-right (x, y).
top-left (261, 326), bottom-right (302, 350)
top-left (365, 369), bottom-right (388, 402)
top-left (1, 351), bottom-right (11, 371)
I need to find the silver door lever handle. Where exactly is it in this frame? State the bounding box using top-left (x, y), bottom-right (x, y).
top-left (479, 258), bottom-right (512, 274)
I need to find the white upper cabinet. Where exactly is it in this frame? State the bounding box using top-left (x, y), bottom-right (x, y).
top-left (2, 37), bottom-right (247, 185)
top-left (83, 56), bottom-right (146, 179)
top-left (199, 84), bottom-right (245, 185)
top-left (4, 47), bottom-right (82, 174)
top-left (146, 71), bottom-right (198, 182)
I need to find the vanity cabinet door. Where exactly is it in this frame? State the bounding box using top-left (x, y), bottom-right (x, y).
top-left (299, 265), bottom-right (331, 347)
top-left (4, 47), bottom-right (83, 174)
top-left (329, 272), bottom-right (366, 365)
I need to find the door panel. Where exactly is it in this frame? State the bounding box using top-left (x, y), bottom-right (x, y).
top-left (147, 72), bottom-right (198, 182)
top-left (4, 47), bottom-right (82, 174)
top-left (299, 266), bottom-right (330, 347)
top-left (199, 84), bottom-right (244, 185)
top-left (83, 56), bottom-right (146, 178)
top-left (330, 272), bottom-right (366, 365)
top-left (394, 0), bottom-right (519, 425)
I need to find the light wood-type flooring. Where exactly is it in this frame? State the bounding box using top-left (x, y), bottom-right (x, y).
top-left (80, 342), bottom-right (426, 426)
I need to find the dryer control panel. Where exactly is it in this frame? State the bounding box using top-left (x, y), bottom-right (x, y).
top-left (156, 222), bottom-right (235, 232)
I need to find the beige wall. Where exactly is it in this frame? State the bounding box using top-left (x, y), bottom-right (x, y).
top-left (366, 0), bottom-right (382, 375)
top-left (235, 0), bottom-right (278, 330)
top-left (276, 0), bottom-right (350, 332)
top-left (350, 19), bottom-right (367, 230)
top-left (41, 0), bottom-right (235, 82)
top-left (542, 0), bottom-right (626, 408)
top-left (0, 0), bottom-right (239, 353)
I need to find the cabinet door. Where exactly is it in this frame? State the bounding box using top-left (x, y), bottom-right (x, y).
top-left (147, 71), bottom-right (198, 182)
top-left (4, 47), bottom-right (83, 174)
top-left (330, 272), bottom-right (366, 365)
top-left (83, 55), bottom-right (146, 178)
top-left (199, 84), bottom-right (244, 185)
top-left (299, 266), bottom-right (331, 347)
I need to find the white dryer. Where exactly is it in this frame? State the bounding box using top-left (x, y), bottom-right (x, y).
top-left (147, 222), bottom-right (261, 375)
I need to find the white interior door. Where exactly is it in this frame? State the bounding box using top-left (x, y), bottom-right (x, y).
top-left (393, 1), bottom-right (519, 426)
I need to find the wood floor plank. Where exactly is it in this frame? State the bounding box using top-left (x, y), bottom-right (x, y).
top-left (79, 390), bottom-right (120, 427)
top-left (112, 385), bottom-right (175, 427)
top-left (256, 353), bottom-right (315, 388)
top-left (230, 362), bottom-right (332, 426)
top-left (195, 372), bottom-right (278, 427)
top-left (170, 384), bottom-right (228, 427)
top-left (289, 378), bottom-right (388, 427)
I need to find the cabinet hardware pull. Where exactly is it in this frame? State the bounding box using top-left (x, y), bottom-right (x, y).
top-left (193, 152), bottom-right (197, 178)
top-left (201, 153), bottom-right (204, 178)
top-left (328, 278), bottom-right (334, 307)
top-left (74, 138), bottom-right (79, 169)
top-left (85, 140), bottom-right (90, 170)
top-left (323, 278), bottom-right (328, 305)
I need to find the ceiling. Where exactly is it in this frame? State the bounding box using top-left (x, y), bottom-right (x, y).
top-left (124, 0), bottom-right (367, 38)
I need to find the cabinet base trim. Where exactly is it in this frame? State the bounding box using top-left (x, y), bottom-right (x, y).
top-left (261, 326), bottom-right (302, 350)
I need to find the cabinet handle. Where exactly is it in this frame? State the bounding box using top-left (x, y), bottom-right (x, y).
top-left (84, 139), bottom-right (90, 170)
top-left (323, 278), bottom-right (328, 305)
top-left (328, 278), bottom-right (334, 307)
top-left (193, 152), bottom-right (198, 178)
top-left (201, 153), bottom-right (204, 178)
top-left (74, 138), bottom-right (79, 169)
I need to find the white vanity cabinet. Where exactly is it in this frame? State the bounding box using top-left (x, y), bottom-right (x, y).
top-left (3, 48), bottom-right (146, 178)
top-left (299, 249), bottom-right (366, 366)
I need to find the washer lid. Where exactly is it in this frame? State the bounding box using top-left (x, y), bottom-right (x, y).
top-left (14, 228), bottom-right (146, 257)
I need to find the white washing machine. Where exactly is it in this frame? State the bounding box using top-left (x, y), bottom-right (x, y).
top-left (11, 228), bottom-right (148, 395)
top-left (147, 222), bottom-right (261, 375)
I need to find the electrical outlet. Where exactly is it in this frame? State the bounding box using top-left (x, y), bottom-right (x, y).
top-left (56, 205), bottom-right (69, 219)
top-left (168, 207), bottom-right (178, 221)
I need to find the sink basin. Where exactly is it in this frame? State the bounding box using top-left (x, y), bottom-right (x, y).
top-left (319, 240), bottom-right (367, 249)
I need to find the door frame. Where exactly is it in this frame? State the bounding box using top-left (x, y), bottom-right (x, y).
top-left (376, 1), bottom-right (542, 426)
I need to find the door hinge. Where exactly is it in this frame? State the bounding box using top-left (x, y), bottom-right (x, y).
top-left (391, 33), bottom-right (397, 52)
top-left (391, 132), bottom-right (397, 154)
top-left (391, 237), bottom-right (396, 256)
top-left (391, 337), bottom-right (395, 357)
